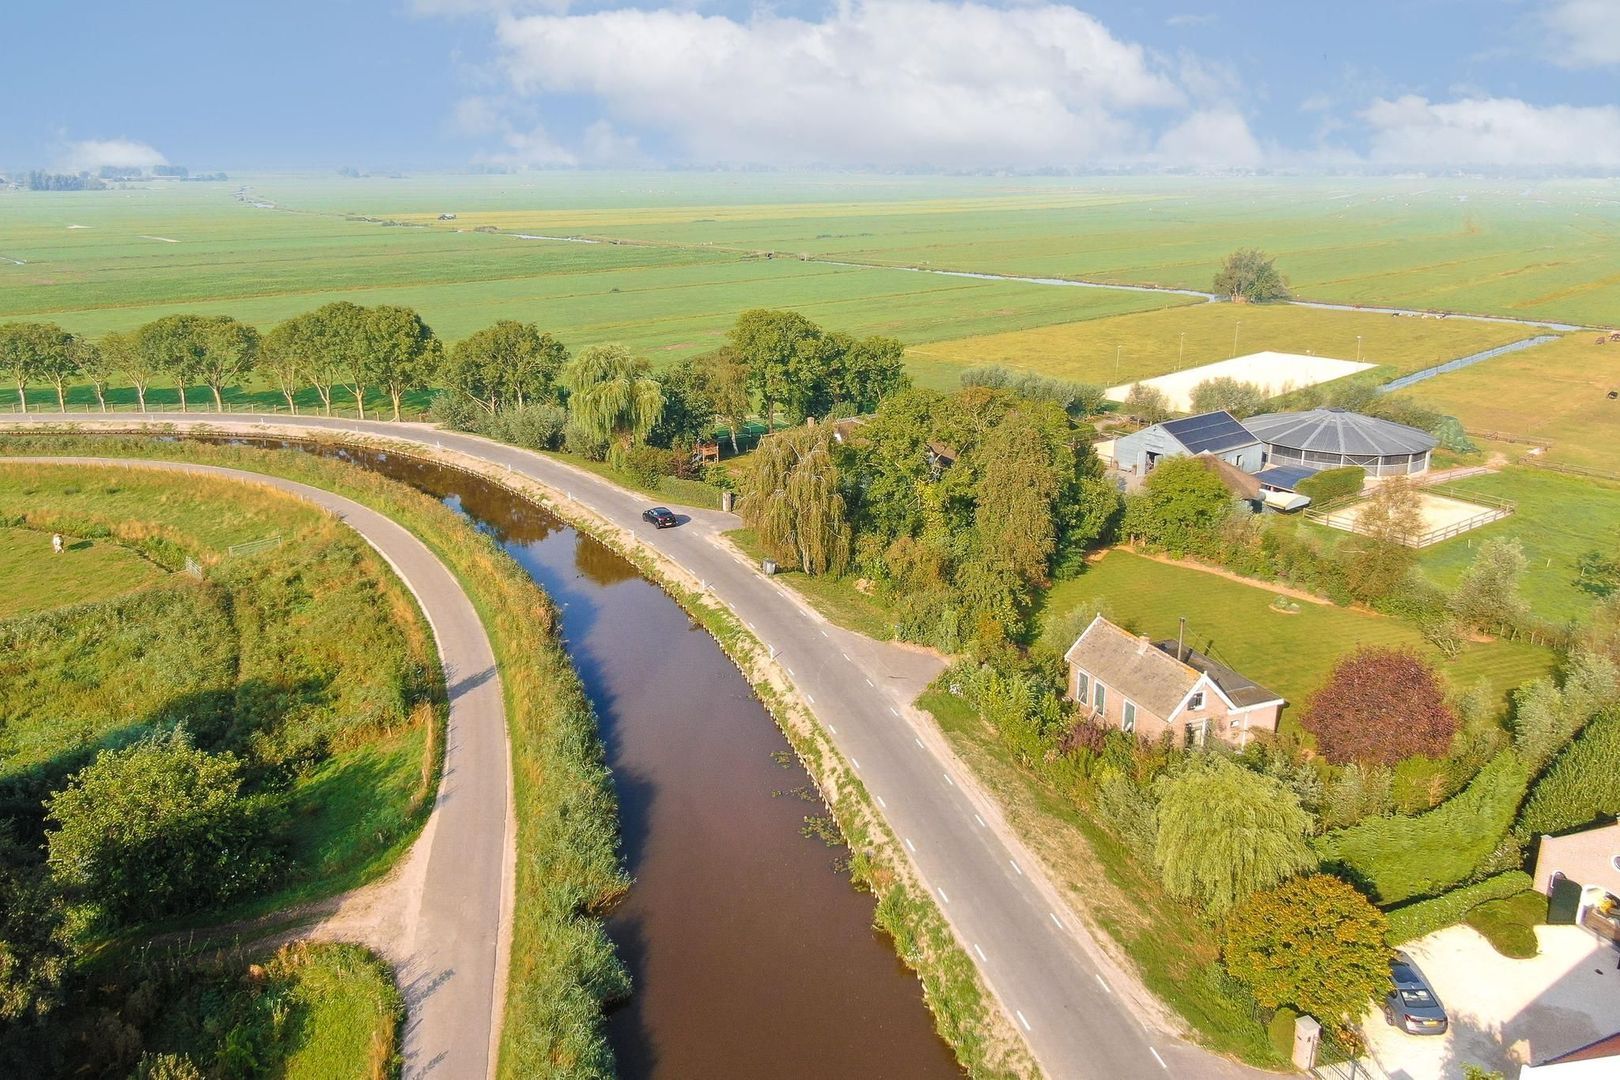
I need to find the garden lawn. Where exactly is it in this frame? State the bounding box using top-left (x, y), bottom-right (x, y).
top-left (908, 302), bottom-right (1532, 390)
top-left (1039, 550), bottom-right (1556, 723)
top-left (1418, 467), bottom-right (1620, 623)
top-left (0, 525), bottom-right (163, 617)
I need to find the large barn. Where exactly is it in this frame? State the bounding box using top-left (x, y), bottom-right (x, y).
top-left (1244, 407), bottom-right (1437, 477)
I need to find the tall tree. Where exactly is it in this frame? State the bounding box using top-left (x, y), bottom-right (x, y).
top-left (1343, 477), bottom-right (1423, 602)
top-left (446, 320), bottom-right (568, 413)
top-left (740, 422), bottom-right (852, 575)
top-left (834, 334), bottom-right (909, 413)
top-left (1222, 874), bottom-right (1388, 1029)
top-left (701, 347), bottom-right (753, 453)
top-left (561, 344), bottom-right (664, 458)
top-left (1122, 382), bottom-right (1172, 423)
top-left (75, 338), bottom-right (113, 412)
top-left (259, 319), bottom-right (308, 413)
top-left (1153, 755), bottom-right (1317, 915)
top-left (194, 316), bottom-right (259, 411)
top-left (100, 329), bottom-right (157, 413)
top-left (647, 356), bottom-right (719, 449)
top-left (1302, 647), bottom-right (1458, 766)
top-left (1451, 536), bottom-right (1529, 635)
top-left (0, 321), bottom-right (74, 412)
top-left (135, 314), bottom-right (210, 412)
top-left (1121, 455), bottom-right (1234, 555)
top-left (1189, 376), bottom-right (1268, 417)
top-left (38, 332), bottom-right (84, 413)
top-left (1213, 248), bottom-right (1290, 303)
top-left (363, 305), bottom-right (441, 421)
top-left (729, 308), bottom-right (820, 429)
top-left (300, 302), bottom-right (370, 416)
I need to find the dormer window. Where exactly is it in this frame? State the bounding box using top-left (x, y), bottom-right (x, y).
top-left (1188, 690), bottom-right (1205, 711)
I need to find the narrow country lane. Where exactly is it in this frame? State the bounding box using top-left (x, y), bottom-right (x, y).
top-left (7, 455), bottom-right (514, 1080)
top-left (2, 416), bottom-right (1269, 1080)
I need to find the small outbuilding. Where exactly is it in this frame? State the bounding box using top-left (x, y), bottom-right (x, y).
top-left (1108, 410), bottom-right (1264, 476)
top-left (1244, 407), bottom-right (1437, 477)
top-left (1533, 818), bottom-right (1620, 946)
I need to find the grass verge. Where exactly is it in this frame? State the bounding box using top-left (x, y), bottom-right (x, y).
top-left (725, 527), bottom-right (897, 640)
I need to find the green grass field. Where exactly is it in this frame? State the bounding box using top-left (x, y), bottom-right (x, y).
top-left (909, 301), bottom-right (1533, 389)
top-left (0, 525), bottom-right (163, 616)
top-left (1040, 550), bottom-right (1556, 720)
top-left (1417, 467), bottom-right (1620, 623)
top-left (1395, 333), bottom-right (1620, 475)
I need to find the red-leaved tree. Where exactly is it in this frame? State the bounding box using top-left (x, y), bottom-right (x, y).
top-left (1302, 647), bottom-right (1458, 765)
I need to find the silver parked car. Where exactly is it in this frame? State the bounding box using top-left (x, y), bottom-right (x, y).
top-left (1384, 951), bottom-right (1448, 1036)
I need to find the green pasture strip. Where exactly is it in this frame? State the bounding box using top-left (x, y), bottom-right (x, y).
top-left (0, 524), bottom-right (164, 617)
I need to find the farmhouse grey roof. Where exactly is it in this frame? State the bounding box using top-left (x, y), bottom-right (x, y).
top-left (1153, 641), bottom-right (1284, 709)
top-left (1064, 617), bottom-right (1200, 718)
top-left (1243, 408), bottom-right (1437, 457)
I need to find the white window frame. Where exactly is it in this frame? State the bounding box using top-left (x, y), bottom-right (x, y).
top-left (1075, 671), bottom-right (1090, 705)
top-left (1094, 682), bottom-right (1108, 716)
top-left (1185, 718), bottom-right (1209, 748)
top-left (1122, 700), bottom-right (1136, 733)
top-left (1187, 689), bottom-right (1205, 711)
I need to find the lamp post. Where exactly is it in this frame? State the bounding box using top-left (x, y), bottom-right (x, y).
top-left (1232, 320), bottom-right (1241, 359)
top-left (1179, 331), bottom-right (1186, 369)
top-left (1357, 335), bottom-right (1363, 362)
top-left (1115, 343), bottom-right (1122, 381)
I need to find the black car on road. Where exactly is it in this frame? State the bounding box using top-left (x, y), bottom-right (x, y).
top-left (1384, 951), bottom-right (1448, 1036)
top-left (642, 506), bottom-right (678, 529)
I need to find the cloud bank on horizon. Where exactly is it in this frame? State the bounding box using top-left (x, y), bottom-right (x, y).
top-left (13, 0), bottom-right (1620, 173)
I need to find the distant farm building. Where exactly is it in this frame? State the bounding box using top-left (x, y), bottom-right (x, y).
top-left (1108, 411), bottom-right (1263, 475)
top-left (1245, 407), bottom-right (1438, 478)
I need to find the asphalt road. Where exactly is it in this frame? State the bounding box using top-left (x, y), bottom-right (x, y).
top-left (7, 454), bottom-right (512, 1080)
top-left (3, 415), bottom-right (1265, 1080)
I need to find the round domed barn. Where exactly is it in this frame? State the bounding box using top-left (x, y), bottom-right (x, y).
top-left (1243, 408), bottom-right (1437, 477)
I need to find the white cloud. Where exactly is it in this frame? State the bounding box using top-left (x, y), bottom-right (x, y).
top-left (488, 123), bottom-right (578, 166)
top-left (55, 138), bottom-right (168, 173)
top-left (1360, 95), bottom-right (1620, 168)
top-left (1543, 0), bottom-right (1620, 67)
top-left (1166, 13), bottom-right (1216, 27)
top-left (491, 0), bottom-right (1191, 168)
top-left (1155, 108), bottom-right (1262, 167)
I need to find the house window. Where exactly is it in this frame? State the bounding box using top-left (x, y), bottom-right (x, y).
top-left (1122, 701), bottom-right (1136, 733)
top-left (1095, 683), bottom-right (1108, 716)
top-left (1075, 672), bottom-right (1090, 705)
top-left (1187, 690), bottom-right (1205, 711)
top-left (1185, 719), bottom-right (1209, 748)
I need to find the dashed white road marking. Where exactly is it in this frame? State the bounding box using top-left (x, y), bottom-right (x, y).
top-left (1095, 973), bottom-right (1111, 994)
top-left (973, 814), bottom-right (986, 828)
top-left (1150, 1047), bottom-right (1167, 1070)
top-left (973, 943), bottom-right (987, 962)
top-left (888, 706), bottom-right (899, 717)
top-left (905, 837), bottom-right (917, 853)
top-left (827, 723), bottom-right (838, 734)
top-left (943, 773), bottom-right (955, 788)
top-left (850, 756), bottom-right (860, 770)
top-left (1050, 912), bottom-right (1064, 930)
top-left (1016, 1010), bottom-right (1031, 1032)
top-left (875, 794), bottom-right (887, 808)
top-left (914, 737), bottom-right (924, 748)
top-left (864, 677), bottom-right (874, 687)
top-left (806, 694), bottom-right (815, 704)
top-left (841, 651), bottom-right (851, 661)
top-left (937, 887), bottom-right (950, 904)
top-left (1010, 859), bottom-right (1024, 876)
top-left (786, 666), bottom-right (795, 677)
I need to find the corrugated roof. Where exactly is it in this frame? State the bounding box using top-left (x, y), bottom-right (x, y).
top-left (1244, 408), bottom-right (1437, 457)
top-left (1159, 410), bottom-right (1258, 455)
top-left (1065, 617), bottom-right (1200, 718)
top-left (1154, 641), bottom-right (1284, 709)
top-left (1254, 465), bottom-right (1319, 491)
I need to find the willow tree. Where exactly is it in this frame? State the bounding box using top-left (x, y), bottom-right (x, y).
top-left (561, 344), bottom-right (664, 459)
top-left (740, 423), bottom-right (851, 576)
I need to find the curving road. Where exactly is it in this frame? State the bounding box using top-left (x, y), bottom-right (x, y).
top-left (3, 417), bottom-right (1262, 1080)
top-left (7, 455), bottom-right (513, 1080)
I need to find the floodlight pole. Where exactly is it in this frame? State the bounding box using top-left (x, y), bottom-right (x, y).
top-left (1357, 335), bottom-right (1363, 362)
top-left (1115, 344), bottom-right (1122, 380)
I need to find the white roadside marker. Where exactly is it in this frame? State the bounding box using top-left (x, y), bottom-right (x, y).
top-left (1016, 1010), bottom-right (1031, 1032)
top-left (1150, 1048), bottom-right (1167, 1070)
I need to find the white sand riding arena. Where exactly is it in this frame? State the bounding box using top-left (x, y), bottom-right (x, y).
top-left (1315, 490), bottom-right (1512, 547)
top-left (1107, 351), bottom-right (1374, 411)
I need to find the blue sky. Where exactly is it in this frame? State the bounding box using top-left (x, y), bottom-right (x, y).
top-left (5, 0), bottom-right (1618, 172)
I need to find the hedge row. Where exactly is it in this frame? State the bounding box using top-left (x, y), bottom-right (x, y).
top-left (1316, 751), bottom-right (1529, 904)
top-left (1384, 871), bottom-right (1532, 944)
top-left (1519, 707), bottom-right (1620, 839)
top-left (1295, 466), bottom-right (1365, 505)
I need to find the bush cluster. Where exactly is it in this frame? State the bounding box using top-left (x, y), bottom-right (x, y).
top-left (1383, 871), bottom-right (1532, 944)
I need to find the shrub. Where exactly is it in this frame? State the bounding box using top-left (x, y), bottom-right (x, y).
top-left (1189, 377), bottom-right (1268, 418)
top-left (1295, 467), bottom-right (1364, 505)
top-left (1316, 751), bottom-right (1529, 904)
top-left (1153, 756), bottom-right (1317, 915)
top-left (1518, 706), bottom-right (1620, 837)
top-left (618, 444), bottom-right (675, 488)
top-left (1122, 456), bottom-right (1235, 556)
top-left (45, 733), bottom-right (281, 924)
top-left (1465, 891), bottom-right (1546, 958)
top-left (1222, 874), bottom-right (1387, 1028)
top-left (428, 391), bottom-right (485, 433)
top-left (1123, 382), bottom-right (1172, 424)
top-left (1267, 1007), bottom-right (1300, 1062)
top-left (1383, 871), bottom-right (1532, 944)
top-left (1512, 653), bottom-right (1620, 776)
top-left (1301, 647), bottom-right (1457, 767)
top-left (959, 365), bottom-right (1106, 418)
top-left (493, 402), bottom-right (567, 451)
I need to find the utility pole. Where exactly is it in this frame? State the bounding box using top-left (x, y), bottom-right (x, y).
top-left (1115, 343), bottom-right (1122, 381)
top-left (1232, 321), bottom-right (1241, 359)
top-left (1179, 331), bottom-right (1186, 368)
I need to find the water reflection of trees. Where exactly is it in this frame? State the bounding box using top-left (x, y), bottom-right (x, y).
top-left (575, 537), bottom-right (638, 587)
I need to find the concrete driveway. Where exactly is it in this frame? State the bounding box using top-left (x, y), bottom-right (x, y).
top-left (1364, 926), bottom-right (1620, 1079)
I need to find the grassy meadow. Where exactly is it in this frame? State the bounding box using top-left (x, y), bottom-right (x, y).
top-left (908, 301), bottom-right (1534, 389)
top-left (0, 525), bottom-right (163, 616)
top-left (1038, 550), bottom-right (1557, 721)
top-left (1394, 332), bottom-right (1620, 474)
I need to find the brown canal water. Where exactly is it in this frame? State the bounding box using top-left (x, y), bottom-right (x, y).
top-left (257, 442), bottom-right (962, 1079)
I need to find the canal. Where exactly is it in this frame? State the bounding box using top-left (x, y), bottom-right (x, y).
top-left (283, 442), bottom-right (961, 1079)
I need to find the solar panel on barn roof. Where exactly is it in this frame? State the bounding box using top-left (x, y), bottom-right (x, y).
top-left (1160, 411), bottom-right (1258, 455)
